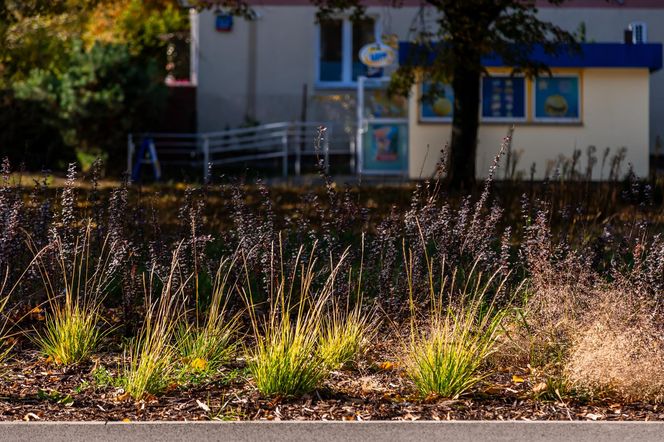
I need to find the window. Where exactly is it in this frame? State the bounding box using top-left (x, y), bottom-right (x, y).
top-left (419, 81), bottom-right (455, 122)
top-left (481, 76), bottom-right (526, 122)
top-left (418, 72), bottom-right (582, 124)
top-left (533, 75), bottom-right (580, 122)
top-left (317, 18), bottom-right (379, 87)
top-left (319, 20), bottom-right (343, 82)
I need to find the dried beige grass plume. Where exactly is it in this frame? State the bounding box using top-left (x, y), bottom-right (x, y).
top-left (565, 290), bottom-right (664, 402)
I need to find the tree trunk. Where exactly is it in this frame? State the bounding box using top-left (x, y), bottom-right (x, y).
top-left (448, 66), bottom-right (481, 189)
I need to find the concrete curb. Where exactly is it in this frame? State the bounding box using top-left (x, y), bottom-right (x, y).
top-left (0, 421), bottom-right (663, 442)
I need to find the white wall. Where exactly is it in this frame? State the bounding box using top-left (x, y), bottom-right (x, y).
top-left (196, 6), bottom-right (424, 132)
top-left (536, 7), bottom-right (664, 155)
top-left (408, 69), bottom-right (650, 180)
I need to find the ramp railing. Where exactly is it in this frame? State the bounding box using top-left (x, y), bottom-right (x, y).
top-left (128, 121), bottom-right (355, 180)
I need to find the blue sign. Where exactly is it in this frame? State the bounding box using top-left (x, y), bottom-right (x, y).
top-left (481, 76), bottom-right (526, 120)
top-left (362, 123), bottom-right (408, 172)
top-left (215, 14), bottom-right (233, 32)
top-left (420, 82), bottom-right (454, 122)
top-left (534, 76), bottom-right (580, 120)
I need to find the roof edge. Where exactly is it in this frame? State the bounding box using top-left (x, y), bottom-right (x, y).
top-left (398, 42), bottom-right (663, 72)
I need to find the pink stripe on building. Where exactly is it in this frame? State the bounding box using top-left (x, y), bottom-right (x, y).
top-left (241, 0), bottom-right (664, 7)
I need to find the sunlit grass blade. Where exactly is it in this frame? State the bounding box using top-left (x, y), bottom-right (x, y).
top-left (122, 245), bottom-right (188, 400)
top-left (175, 257), bottom-right (241, 375)
top-left (243, 241), bottom-right (348, 397)
top-left (30, 223), bottom-right (115, 365)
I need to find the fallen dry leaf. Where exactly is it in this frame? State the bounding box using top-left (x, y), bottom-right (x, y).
top-left (115, 392), bottom-right (131, 402)
top-left (532, 382), bottom-right (547, 394)
top-left (196, 399), bottom-right (211, 412)
top-left (378, 362), bottom-right (395, 371)
top-left (24, 412), bottom-right (40, 421)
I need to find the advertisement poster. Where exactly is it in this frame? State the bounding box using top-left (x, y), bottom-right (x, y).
top-left (420, 82), bottom-right (454, 122)
top-left (534, 76), bottom-right (580, 121)
top-left (481, 76), bottom-right (526, 120)
top-left (362, 89), bottom-right (408, 120)
top-left (362, 123), bottom-right (407, 172)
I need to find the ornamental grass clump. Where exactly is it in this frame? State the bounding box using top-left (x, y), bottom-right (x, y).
top-left (243, 244), bottom-right (347, 397)
top-left (0, 259), bottom-right (39, 364)
top-left (318, 250), bottom-right (376, 369)
top-left (0, 292), bottom-right (10, 363)
top-left (176, 258), bottom-right (240, 375)
top-left (404, 248), bottom-right (511, 399)
top-left (32, 224), bottom-right (115, 366)
top-left (122, 248), bottom-right (188, 399)
top-left (319, 303), bottom-right (376, 370)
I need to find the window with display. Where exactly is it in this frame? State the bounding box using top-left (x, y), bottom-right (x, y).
top-left (533, 75), bottom-right (581, 122)
top-left (419, 81), bottom-right (455, 122)
top-left (481, 76), bottom-right (526, 121)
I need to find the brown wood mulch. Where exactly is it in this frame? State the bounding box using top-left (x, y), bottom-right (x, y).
top-left (0, 339), bottom-right (662, 422)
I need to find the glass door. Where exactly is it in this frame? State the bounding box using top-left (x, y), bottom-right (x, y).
top-left (356, 76), bottom-right (408, 175)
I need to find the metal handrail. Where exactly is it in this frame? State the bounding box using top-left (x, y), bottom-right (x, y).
top-left (128, 121), bottom-right (355, 179)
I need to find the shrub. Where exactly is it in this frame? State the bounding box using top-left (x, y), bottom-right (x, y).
top-left (502, 227), bottom-right (664, 402)
top-left (564, 286), bottom-right (664, 402)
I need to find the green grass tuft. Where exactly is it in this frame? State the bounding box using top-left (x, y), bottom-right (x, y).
top-left (176, 258), bottom-right (240, 377)
top-left (31, 224), bottom-right (113, 365)
top-left (404, 245), bottom-right (511, 399)
top-left (122, 247), bottom-right (187, 400)
top-left (244, 243), bottom-right (347, 397)
top-left (319, 303), bottom-right (376, 370)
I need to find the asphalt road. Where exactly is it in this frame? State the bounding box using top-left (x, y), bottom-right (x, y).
top-left (0, 421), bottom-right (663, 442)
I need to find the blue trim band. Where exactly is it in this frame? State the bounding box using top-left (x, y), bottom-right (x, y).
top-left (398, 42), bottom-right (663, 72)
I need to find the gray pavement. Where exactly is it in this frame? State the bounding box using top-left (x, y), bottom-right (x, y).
top-left (0, 421), bottom-right (663, 442)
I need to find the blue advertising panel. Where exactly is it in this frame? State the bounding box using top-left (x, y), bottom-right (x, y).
top-left (534, 76), bottom-right (580, 121)
top-left (361, 123), bottom-right (408, 172)
top-left (481, 76), bottom-right (526, 121)
top-left (362, 88), bottom-right (408, 120)
top-left (420, 82), bottom-right (454, 122)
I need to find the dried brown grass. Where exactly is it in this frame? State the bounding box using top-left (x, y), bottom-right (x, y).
top-left (564, 287), bottom-right (664, 402)
top-left (501, 267), bottom-right (664, 402)
top-left (495, 256), bottom-right (595, 369)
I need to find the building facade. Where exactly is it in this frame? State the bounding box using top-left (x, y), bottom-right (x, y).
top-left (192, 0), bottom-right (664, 177)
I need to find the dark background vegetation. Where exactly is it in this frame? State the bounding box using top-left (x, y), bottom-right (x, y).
top-left (0, 0), bottom-right (188, 172)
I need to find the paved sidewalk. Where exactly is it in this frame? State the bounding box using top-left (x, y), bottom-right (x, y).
top-left (1, 421), bottom-right (663, 442)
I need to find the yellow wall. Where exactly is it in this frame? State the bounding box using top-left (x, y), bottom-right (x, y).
top-left (410, 68), bottom-right (650, 180)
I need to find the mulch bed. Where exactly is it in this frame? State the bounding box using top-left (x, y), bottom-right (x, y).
top-left (1, 339), bottom-right (663, 422)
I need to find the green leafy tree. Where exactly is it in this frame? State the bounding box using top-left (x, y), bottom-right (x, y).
top-left (0, 0), bottom-right (188, 171)
top-left (14, 42), bottom-right (168, 162)
top-left (313, 0), bottom-right (580, 187)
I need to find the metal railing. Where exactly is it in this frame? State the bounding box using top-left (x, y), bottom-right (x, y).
top-left (128, 121), bottom-right (355, 179)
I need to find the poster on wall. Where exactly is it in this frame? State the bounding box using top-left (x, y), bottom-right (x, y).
top-left (361, 123), bottom-right (408, 172)
top-left (420, 82), bottom-right (454, 122)
top-left (362, 88), bottom-right (408, 120)
top-left (534, 76), bottom-right (580, 121)
top-left (481, 76), bottom-right (526, 121)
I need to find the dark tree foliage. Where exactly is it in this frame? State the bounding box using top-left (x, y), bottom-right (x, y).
top-left (312, 0), bottom-right (581, 188)
top-left (0, 0), bottom-right (186, 172)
